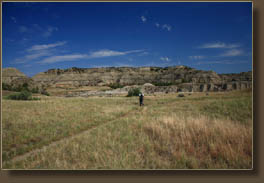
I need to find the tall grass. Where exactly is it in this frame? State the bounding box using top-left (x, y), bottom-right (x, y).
top-left (2, 90), bottom-right (252, 169)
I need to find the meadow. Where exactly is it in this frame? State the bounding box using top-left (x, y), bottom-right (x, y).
top-left (2, 90), bottom-right (252, 169)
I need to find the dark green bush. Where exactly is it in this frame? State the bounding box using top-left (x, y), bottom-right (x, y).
top-left (31, 87), bottom-right (39, 93)
top-left (13, 85), bottom-right (23, 92)
top-left (2, 83), bottom-right (12, 90)
top-left (153, 82), bottom-right (173, 86)
top-left (13, 83), bottom-right (30, 92)
top-left (178, 93), bottom-right (185, 97)
top-left (109, 83), bottom-right (124, 89)
top-left (127, 88), bottom-right (141, 97)
top-left (41, 90), bottom-right (50, 96)
top-left (7, 90), bottom-right (32, 100)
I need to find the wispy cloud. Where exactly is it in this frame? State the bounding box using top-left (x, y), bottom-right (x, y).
top-left (11, 16), bottom-right (17, 23)
top-left (189, 55), bottom-right (205, 60)
top-left (155, 23), bottom-right (160, 27)
top-left (89, 50), bottom-right (127, 58)
top-left (38, 49), bottom-right (145, 64)
top-left (199, 42), bottom-right (241, 49)
top-left (160, 56), bottom-right (171, 62)
top-left (39, 54), bottom-right (88, 64)
top-left (195, 60), bottom-right (248, 65)
top-left (18, 24), bottom-right (58, 38)
top-left (154, 22), bottom-right (172, 31)
top-left (19, 26), bottom-right (28, 33)
top-left (43, 26), bottom-right (58, 37)
top-left (141, 16), bottom-right (147, 23)
top-left (88, 49), bottom-right (143, 58)
top-left (220, 49), bottom-right (243, 57)
top-left (138, 51), bottom-right (149, 56)
top-left (27, 41), bottom-right (67, 52)
top-left (162, 24), bottom-right (172, 31)
top-left (14, 50), bottom-right (52, 64)
top-left (13, 41), bottom-right (67, 64)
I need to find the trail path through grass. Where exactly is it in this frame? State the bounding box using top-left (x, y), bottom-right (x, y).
top-left (2, 90), bottom-right (252, 169)
top-left (3, 106), bottom-right (140, 167)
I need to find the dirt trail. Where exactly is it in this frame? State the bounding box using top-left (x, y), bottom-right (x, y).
top-left (3, 108), bottom-right (141, 167)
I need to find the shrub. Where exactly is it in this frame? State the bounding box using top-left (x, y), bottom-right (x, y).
top-left (13, 85), bottom-right (23, 92)
top-left (178, 93), bottom-right (185, 97)
top-left (22, 83), bottom-right (29, 89)
top-left (41, 90), bottom-right (50, 96)
top-left (7, 90), bottom-right (32, 100)
top-left (182, 78), bottom-right (188, 83)
top-left (12, 82), bottom-right (30, 92)
top-left (109, 83), bottom-right (124, 89)
top-left (127, 88), bottom-right (141, 97)
top-left (2, 83), bottom-right (12, 90)
top-left (153, 82), bottom-right (173, 86)
top-left (31, 87), bottom-right (39, 93)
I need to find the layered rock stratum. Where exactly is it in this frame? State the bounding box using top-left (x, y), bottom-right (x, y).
top-left (2, 66), bottom-right (252, 96)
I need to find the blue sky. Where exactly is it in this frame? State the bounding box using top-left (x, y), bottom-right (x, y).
top-left (2, 2), bottom-right (252, 77)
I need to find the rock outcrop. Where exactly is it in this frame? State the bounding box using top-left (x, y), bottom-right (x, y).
top-left (2, 68), bottom-right (42, 91)
top-left (32, 66), bottom-right (224, 87)
top-left (2, 66), bottom-right (252, 96)
top-left (2, 68), bottom-right (28, 84)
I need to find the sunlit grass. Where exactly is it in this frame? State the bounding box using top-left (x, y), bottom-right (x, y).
top-left (2, 90), bottom-right (252, 169)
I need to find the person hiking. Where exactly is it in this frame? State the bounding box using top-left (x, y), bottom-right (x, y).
top-left (139, 92), bottom-right (144, 106)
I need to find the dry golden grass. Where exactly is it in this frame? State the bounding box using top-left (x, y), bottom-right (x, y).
top-left (2, 90), bottom-right (252, 169)
top-left (144, 114), bottom-right (251, 169)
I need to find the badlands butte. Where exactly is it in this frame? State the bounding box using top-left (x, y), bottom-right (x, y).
top-left (2, 66), bottom-right (252, 97)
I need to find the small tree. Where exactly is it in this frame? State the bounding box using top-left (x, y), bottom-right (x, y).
top-left (127, 88), bottom-right (141, 97)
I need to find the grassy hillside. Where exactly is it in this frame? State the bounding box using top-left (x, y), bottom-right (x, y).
top-left (2, 90), bottom-right (252, 169)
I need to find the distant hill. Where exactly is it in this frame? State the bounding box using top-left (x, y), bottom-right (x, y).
top-left (2, 68), bottom-right (37, 90)
top-left (2, 66), bottom-right (252, 93)
top-left (2, 67), bottom-right (27, 84)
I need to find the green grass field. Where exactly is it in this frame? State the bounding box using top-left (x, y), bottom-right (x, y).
top-left (2, 90), bottom-right (252, 169)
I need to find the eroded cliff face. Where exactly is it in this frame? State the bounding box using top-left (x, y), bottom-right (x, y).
top-left (2, 68), bottom-right (28, 84)
top-left (2, 68), bottom-right (44, 91)
top-left (32, 66), bottom-right (224, 87)
top-left (3, 66), bottom-right (252, 94)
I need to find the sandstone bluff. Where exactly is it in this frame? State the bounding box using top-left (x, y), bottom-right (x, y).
top-left (2, 66), bottom-right (252, 96)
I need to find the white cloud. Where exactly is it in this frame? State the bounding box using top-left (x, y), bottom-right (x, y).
top-left (138, 51), bottom-right (149, 56)
top-left (39, 54), bottom-right (88, 64)
top-left (38, 49), bottom-right (145, 64)
top-left (154, 22), bottom-right (172, 31)
top-left (27, 41), bottom-right (67, 52)
top-left (43, 26), bottom-right (58, 37)
top-left (199, 42), bottom-right (241, 49)
top-left (195, 60), bottom-right (248, 65)
top-left (155, 23), bottom-right (160, 27)
top-left (220, 49), bottom-right (243, 57)
top-left (19, 26), bottom-right (28, 33)
top-left (162, 24), bottom-right (172, 31)
top-left (11, 16), bottom-right (17, 23)
top-left (32, 24), bottom-right (42, 31)
top-left (141, 16), bottom-right (147, 23)
top-left (15, 51), bottom-right (52, 64)
top-left (88, 49), bottom-right (143, 58)
top-left (160, 56), bottom-right (171, 62)
top-left (89, 50), bottom-right (126, 58)
top-left (18, 24), bottom-right (58, 38)
top-left (189, 55), bottom-right (205, 60)
top-left (196, 61), bottom-right (223, 65)
top-left (13, 41), bottom-right (67, 64)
